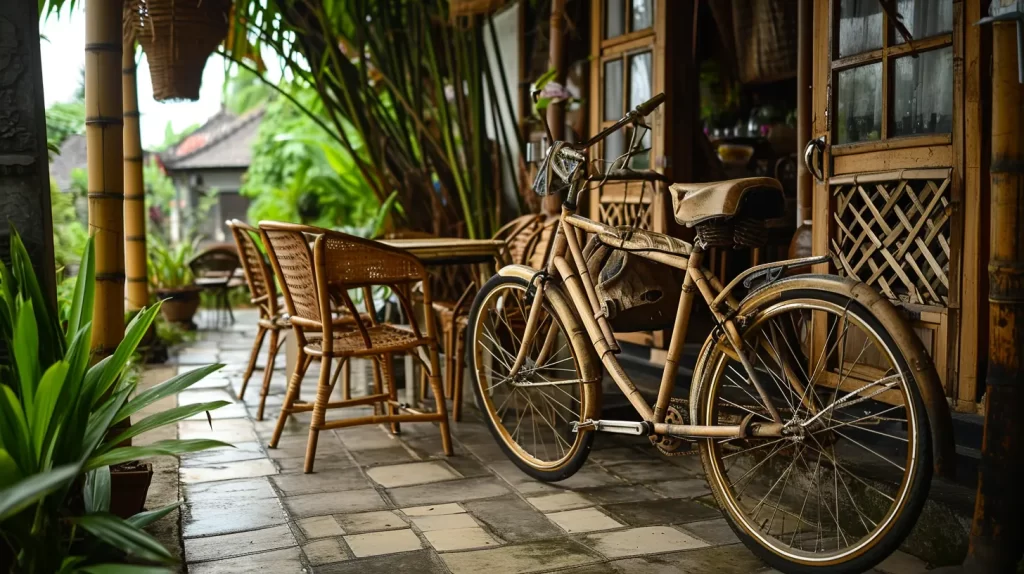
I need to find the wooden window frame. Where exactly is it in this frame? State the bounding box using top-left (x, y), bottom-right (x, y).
top-left (828, 0), bottom-right (955, 155)
top-left (601, 0), bottom-right (655, 48)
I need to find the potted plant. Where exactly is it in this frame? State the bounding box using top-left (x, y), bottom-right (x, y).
top-left (0, 230), bottom-right (231, 572)
top-left (148, 234), bottom-right (202, 329)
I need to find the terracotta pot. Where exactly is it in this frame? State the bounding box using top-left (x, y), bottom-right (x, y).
top-left (110, 461), bottom-right (153, 519)
top-left (156, 286), bottom-right (201, 329)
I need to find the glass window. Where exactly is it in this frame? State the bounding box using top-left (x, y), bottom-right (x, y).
top-left (605, 0), bottom-right (625, 38)
top-left (894, 0), bottom-right (953, 43)
top-left (628, 127), bottom-right (652, 169)
top-left (604, 59), bottom-right (623, 121)
top-left (604, 130), bottom-right (626, 166)
top-left (631, 0), bottom-right (654, 32)
top-left (892, 47), bottom-right (953, 137)
top-left (838, 0), bottom-right (883, 58)
top-left (628, 51), bottom-right (652, 110)
top-left (836, 63), bottom-right (883, 144)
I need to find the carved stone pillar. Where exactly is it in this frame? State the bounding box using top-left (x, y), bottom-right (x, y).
top-left (0, 1), bottom-right (58, 305)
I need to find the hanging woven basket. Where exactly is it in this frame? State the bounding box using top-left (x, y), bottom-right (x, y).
top-left (124, 0), bottom-right (232, 102)
top-left (449, 0), bottom-right (509, 18)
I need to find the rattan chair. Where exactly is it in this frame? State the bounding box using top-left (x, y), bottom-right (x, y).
top-left (189, 246), bottom-right (241, 328)
top-left (228, 220), bottom-right (290, 420)
top-left (260, 222), bottom-right (452, 473)
top-left (428, 213), bottom-right (547, 421)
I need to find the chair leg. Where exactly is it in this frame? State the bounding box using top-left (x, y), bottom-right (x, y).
top-left (371, 356), bottom-right (385, 416)
top-left (256, 328), bottom-right (280, 421)
top-left (305, 355), bottom-right (333, 474)
top-left (342, 359), bottom-right (352, 401)
top-left (425, 341), bottom-right (453, 456)
top-left (444, 327), bottom-right (455, 399)
top-left (239, 326), bottom-right (267, 399)
top-left (270, 350), bottom-right (310, 448)
top-left (226, 290), bottom-right (235, 325)
top-left (419, 361), bottom-right (429, 402)
top-left (383, 353), bottom-right (400, 435)
top-left (452, 325), bottom-right (466, 422)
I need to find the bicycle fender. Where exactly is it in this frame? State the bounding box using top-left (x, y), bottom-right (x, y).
top-left (693, 273), bottom-right (955, 479)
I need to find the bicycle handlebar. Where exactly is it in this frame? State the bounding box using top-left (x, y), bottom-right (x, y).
top-left (580, 92), bottom-right (666, 150)
top-left (634, 92), bottom-right (666, 118)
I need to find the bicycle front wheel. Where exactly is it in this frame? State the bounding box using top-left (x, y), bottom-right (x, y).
top-left (467, 274), bottom-right (601, 482)
top-left (691, 287), bottom-right (931, 574)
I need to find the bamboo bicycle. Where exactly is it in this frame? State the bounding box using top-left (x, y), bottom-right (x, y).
top-left (467, 93), bottom-right (947, 573)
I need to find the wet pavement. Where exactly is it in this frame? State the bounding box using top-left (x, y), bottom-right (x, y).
top-left (167, 309), bottom-right (931, 573)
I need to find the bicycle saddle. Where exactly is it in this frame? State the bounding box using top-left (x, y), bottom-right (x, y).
top-left (668, 177), bottom-right (784, 227)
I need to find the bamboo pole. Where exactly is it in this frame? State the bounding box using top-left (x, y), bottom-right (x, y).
top-left (123, 39), bottom-right (148, 310)
top-left (543, 0), bottom-right (567, 215)
top-left (85, 0), bottom-right (125, 355)
top-left (964, 20), bottom-right (1024, 573)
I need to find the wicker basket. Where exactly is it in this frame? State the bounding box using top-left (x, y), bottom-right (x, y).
top-left (124, 0), bottom-right (232, 102)
top-left (695, 217), bottom-right (767, 249)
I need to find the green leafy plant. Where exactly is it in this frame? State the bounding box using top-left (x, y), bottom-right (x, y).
top-left (0, 229), bottom-right (231, 573)
top-left (146, 234), bottom-right (197, 291)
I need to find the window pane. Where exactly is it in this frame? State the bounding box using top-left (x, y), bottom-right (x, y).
top-left (604, 59), bottom-right (623, 121)
top-left (893, 47), bottom-right (953, 137)
top-left (628, 127), bottom-right (652, 169)
top-left (628, 51), bottom-right (652, 111)
top-left (604, 129), bottom-right (626, 167)
top-left (605, 0), bottom-right (625, 38)
top-left (631, 0), bottom-right (654, 32)
top-left (836, 63), bottom-right (883, 144)
top-left (895, 0), bottom-right (953, 43)
top-left (838, 0), bottom-right (883, 58)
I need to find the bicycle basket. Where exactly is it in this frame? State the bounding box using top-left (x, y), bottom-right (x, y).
top-left (583, 234), bottom-right (684, 332)
top-left (532, 142), bottom-right (584, 197)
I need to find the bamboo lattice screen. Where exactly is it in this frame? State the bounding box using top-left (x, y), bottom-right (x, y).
top-left (831, 168), bottom-right (953, 307)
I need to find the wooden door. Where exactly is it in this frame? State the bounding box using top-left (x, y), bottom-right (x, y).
top-left (810, 0), bottom-right (982, 410)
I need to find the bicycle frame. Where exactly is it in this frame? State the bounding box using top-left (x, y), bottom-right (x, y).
top-left (501, 197), bottom-right (829, 442)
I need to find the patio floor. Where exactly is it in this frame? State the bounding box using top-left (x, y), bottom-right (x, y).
top-left (163, 309), bottom-right (931, 573)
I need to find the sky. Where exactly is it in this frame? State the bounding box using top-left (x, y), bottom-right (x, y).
top-left (40, 6), bottom-right (228, 149)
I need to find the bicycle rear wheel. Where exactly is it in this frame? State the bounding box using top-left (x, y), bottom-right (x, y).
top-left (467, 274), bottom-right (600, 482)
top-left (691, 288), bottom-right (931, 574)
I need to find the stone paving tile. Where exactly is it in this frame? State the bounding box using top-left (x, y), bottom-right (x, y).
top-left (387, 476), bottom-right (511, 507)
top-left (335, 426), bottom-right (403, 451)
top-left (644, 477), bottom-right (711, 499)
top-left (184, 476), bottom-right (277, 503)
top-left (607, 544), bottom-right (766, 573)
top-left (588, 446), bottom-right (652, 466)
top-left (876, 550), bottom-right (929, 574)
top-left (275, 453), bottom-right (356, 474)
top-left (410, 512), bottom-right (478, 532)
top-left (546, 507), bottom-right (623, 534)
top-left (349, 446), bottom-right (418, 466)
top-left (271, 469), bottom-right (371, 495)
top-left (527, 492), bottom-right (592, 512)
top-left (317, 548), bottom-right (449, 573)
top-left (437, 453), bottom-right (492, 478)
top-left (463, 495), bottom-right (564, 543)
top-left (425, 526), bottom-right (500, 551)
top-left (182, 497), bottom-right (288, 538)
top-left (365, 461), bottom-right (461, 488)
top-left (187, 401), bottom-right (250, 420)
top-left (488, 460), bottom-right (558, 495)
top-left (298, 515), bottom-right (346, 539)
top-left (284, 488), bottom-right (387, 517)
top-left (553, 466), bottom-right (626, 490)
top-left (676, 517), bottom-right (741, 546)
top-left (401, 503), bottom-right (464, 517)
top-left (179, 418), bottom-right (258, 444)
top-left (179, 441), bottom-right (266, 467)
top-left (180, 458), bottom-right (278, 484)
top-left (440, 539), bottom-right (602, 574)
top-left (602, 498), bottom-right (721, 526)
top-left (183, 524), bottom-right (296, 562)
top-left (177, 352), bottom-right (221, 365)
top-left (335, 510), bottom-right (407, 534)
top-left (344, 528), bottom-right (423, 557)
top-left (574, 484), bottom-right (661, 505)
top-left (605, 460), bottom-right (690, 483)
top-left (582, 526), bottom-right (708, 558)
top-left (303, 537), bottom-right (350, 566)
top-left (188, 547), bottom-right (303, 573)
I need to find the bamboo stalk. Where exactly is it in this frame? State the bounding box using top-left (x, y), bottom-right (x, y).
top-left (123, 39), bottom-right (147, 311)
top-left (85, 0), bottom-right (125, 356)
top-left (544, 0), bottom-right (567, 215)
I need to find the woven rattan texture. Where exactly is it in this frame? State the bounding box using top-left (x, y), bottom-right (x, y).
top-left (320, 234), bottom-right (423, 288)
top-left (263, 229), bottom-right (322, 322)
top-left (832, 174), bottom-right (951, 306)
top-left (230, 223), bottom-right (278, 316)
top-left (305, 324), bottom-right (425, 356)
top-left (123, 0), bottom-right (232, 101)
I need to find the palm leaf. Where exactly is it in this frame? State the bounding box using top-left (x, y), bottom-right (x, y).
top-left (84, 464), bottom-right (111, 514)
top-left (114, 363), bottom-right (224, 425)
top-left (99, 401), bottom-right (230, 452)
top-left (0, 463), bottom-right (79, 521)
top-left (72, 513), bottom-right (174, 564)
top-left (85, 439), bottom-right (233, 471)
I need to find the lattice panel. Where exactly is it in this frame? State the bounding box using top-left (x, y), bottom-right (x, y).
top-left (831, 169), bottom-right (952, 307)
top-left (598, 199), bottom-right (653, 229)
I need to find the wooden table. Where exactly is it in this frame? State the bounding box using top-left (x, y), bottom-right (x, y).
top-left (380, 238), bottom-right (504, 266)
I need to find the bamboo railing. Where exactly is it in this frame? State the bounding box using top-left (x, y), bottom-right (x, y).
top-left (123, 39), bottom-right (148, 310)
top-left (85, 0), bottom-right (125, 355)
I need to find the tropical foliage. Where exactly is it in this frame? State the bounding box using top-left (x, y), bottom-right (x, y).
top-left (0, 230), bottom-right (230, 572)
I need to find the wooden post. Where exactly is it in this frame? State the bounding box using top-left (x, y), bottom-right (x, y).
top-left (965, 20), bottom-right (1024, 573)
top-left (85, 0), bottom-right (125, 355)
top-left (543, 0), bottom-right (567, 215)
top-left (795, 0), bottom-right (813, 227)
top-left (123, 39), bottom-right (148, 310)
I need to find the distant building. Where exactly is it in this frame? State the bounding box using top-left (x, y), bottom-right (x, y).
top-left (161, 107), bottom-right (264, 243)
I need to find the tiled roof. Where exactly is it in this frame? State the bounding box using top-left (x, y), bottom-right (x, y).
top-left (162, 107), bottom-right (265, 171)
